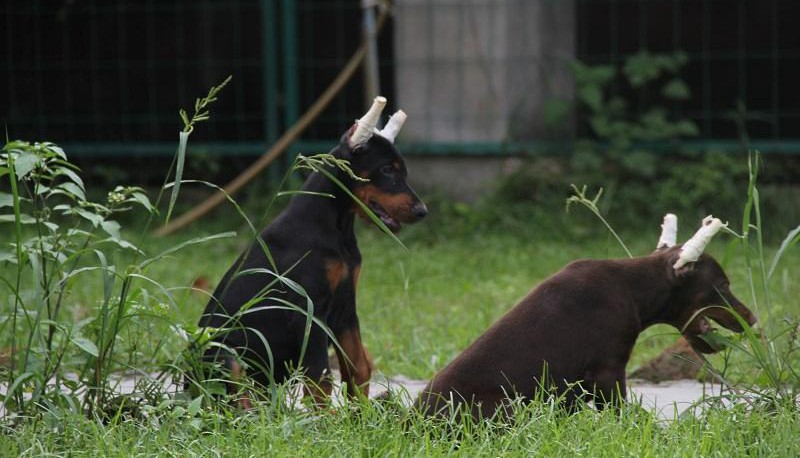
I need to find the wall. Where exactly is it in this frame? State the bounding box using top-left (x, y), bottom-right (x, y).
top-left (393, 0), bottom-right (576, 143)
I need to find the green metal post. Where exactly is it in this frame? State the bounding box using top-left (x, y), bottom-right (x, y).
top-left (282, 0), bottom-right (300, 167)
top-left (362, 0), bottom-right (381, 103)
top-left (262, 0), bottom-right (279, 144)
top-left (282, 0), bottom-right (299, 125)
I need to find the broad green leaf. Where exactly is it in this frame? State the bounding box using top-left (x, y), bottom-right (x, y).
top-left (71, 336), bottom-right (99, 357)
top-left (579, 86), bottom-right (603, 112)
top-left (75, 208), bottom-right (103, 227)
top-left (187, 395), bottom-right (203, 416)
top-left (130, 191), bottom-right (154, 211)
top-left (46, 143), bottom-right (67, 160)
top-left (674, 120), bottom-right (700, 136)
top-left (0, 214), bottom-right (36, 224)
top-left (55, 182), bottom-right (86, 201)
top-left (662, 78), bottom-right (691, 100)
top-left (55, 167), bottom-right (85, 191)
top-left (3, 372), bottom-right (37, 400)
top-left (101, 220), bottom-right (122, 239)
top-left (3, 140), bottom-right (31, 150)
top-left (571, 61), bottom-right (615, 86)
top-left (0, 192), bottom-right (13, 208)
top-left (13, 152), bottom-right (39, 178)
top-left (100, 237), bottom-right (143, 253)
top-left (0, 249), bottom-right (16, 263)
top-left (66, 228), bottom-right (91, 237)
top-left (624, 51), bottom-right (665, 86)
top-left (699, 330), bottom-right (734, 352)
top-left (589, 115), bottom-right (611, 137)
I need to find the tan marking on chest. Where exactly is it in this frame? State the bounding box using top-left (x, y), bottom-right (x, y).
top-left (326, 259), bottom-right (349, 292)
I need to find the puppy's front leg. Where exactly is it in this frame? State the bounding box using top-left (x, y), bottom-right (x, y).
top-left (300, 329), bottom-right (335, 406)
top-left (334, 325), bottom-right (373, 398)
top-left (590, 366), bottom-right (627, 411)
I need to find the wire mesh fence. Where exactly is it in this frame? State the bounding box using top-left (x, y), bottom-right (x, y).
top-left (577, 0), bottom-right (800, 143)
top-left (1, 0), bottom-right (798, 158)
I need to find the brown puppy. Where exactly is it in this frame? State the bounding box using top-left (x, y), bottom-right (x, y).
top-left (417, 215), bottom-right (757, 418)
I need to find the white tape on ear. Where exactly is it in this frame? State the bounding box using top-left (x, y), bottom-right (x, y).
top-left (377, 110), bottom-right (407, 143)
top-left (656, 213), bottom-right (678, 250)
top-left (673, 216), bottom-right (727, 269)
top-left (349, 96), bottom-right (387, 147)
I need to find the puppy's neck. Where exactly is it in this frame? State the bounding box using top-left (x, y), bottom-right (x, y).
top-left (616, 254), bottom-right (683, 329)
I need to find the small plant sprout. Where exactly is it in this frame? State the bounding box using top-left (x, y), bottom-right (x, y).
top-left (566, 184), bottom-right (632, 258)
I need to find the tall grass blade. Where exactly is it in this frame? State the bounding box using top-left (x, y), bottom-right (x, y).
top-left (4, 148), bottom-right (26, 408)
top-left (767, 224), bottom-right (800, 278)
top-left (163, 179), bottom-right (278, 271)
top-left (164, 131), bottom-right (190, 224)
top-left (138, 231), bottom-right (237, 270)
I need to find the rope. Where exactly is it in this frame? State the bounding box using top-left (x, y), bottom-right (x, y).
top-left (154, 7), bottom-right (389, 237)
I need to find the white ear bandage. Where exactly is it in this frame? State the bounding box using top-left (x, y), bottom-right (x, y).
top-left (377, 110), bottom-right (407, 143)
top-left (656, 213), bottom-right (678, 250)
top-left (349, 96), bottom-right (387, 147)
top-left (673, 215), bottom-right (727, 269)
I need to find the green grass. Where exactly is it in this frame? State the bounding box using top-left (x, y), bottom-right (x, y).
top-left (2, 390), bottom-right (799, 456)
top-left (5, 204), bottom-right (799, 382)
top-left (3, 167), bottom-right (800, 456)
top-left (357, 222), bottom-right (800, 382)
top-left (63, 212), bottom-right (799, 382)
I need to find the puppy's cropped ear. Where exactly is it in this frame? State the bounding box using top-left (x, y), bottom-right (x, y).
top-left (655, 213), bottom-right (678, 252)
top-left (336, 127), bottom-right (357, 159)
top-left (669, 215), bottom-right (726, 279)
top-left (676, 263), bottom-right (695, 277)
top-left (662, 248), bottom-right (694, 281)
top-left (348, 96), bottom-right (387, 149)
top-left (668, 250), bottom-right (696, 278)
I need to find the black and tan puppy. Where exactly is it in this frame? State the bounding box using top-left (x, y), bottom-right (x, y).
top-left (417, 215), bottom-right (757, 418)
top-left (198, 97), bottom-right (427, 404)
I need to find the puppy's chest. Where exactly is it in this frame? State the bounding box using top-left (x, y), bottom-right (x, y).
top-left (323, 255), bottom-right (361, 295)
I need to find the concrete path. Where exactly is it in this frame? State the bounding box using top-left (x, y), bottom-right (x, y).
top-left (2, 372), bottom-right (728, 420)
top-left (369, 374), bottom-right (725, 420)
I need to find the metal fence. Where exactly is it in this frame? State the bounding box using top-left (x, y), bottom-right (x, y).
top-left (1, 0), bottom-right (799, 158)
top-left (577, 0), bottom-right (800, 153)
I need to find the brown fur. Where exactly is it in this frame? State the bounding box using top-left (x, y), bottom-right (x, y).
top-left (325, 259), bottom-right (349, 293)
top-left (354, 184), bottom-right (419, 229)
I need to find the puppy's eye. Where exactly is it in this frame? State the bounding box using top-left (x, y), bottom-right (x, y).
top-left (380, 165), bottom-right (395, 176)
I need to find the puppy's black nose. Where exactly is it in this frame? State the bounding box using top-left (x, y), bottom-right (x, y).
top-left (412, 202), bottom-right (428, 219)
